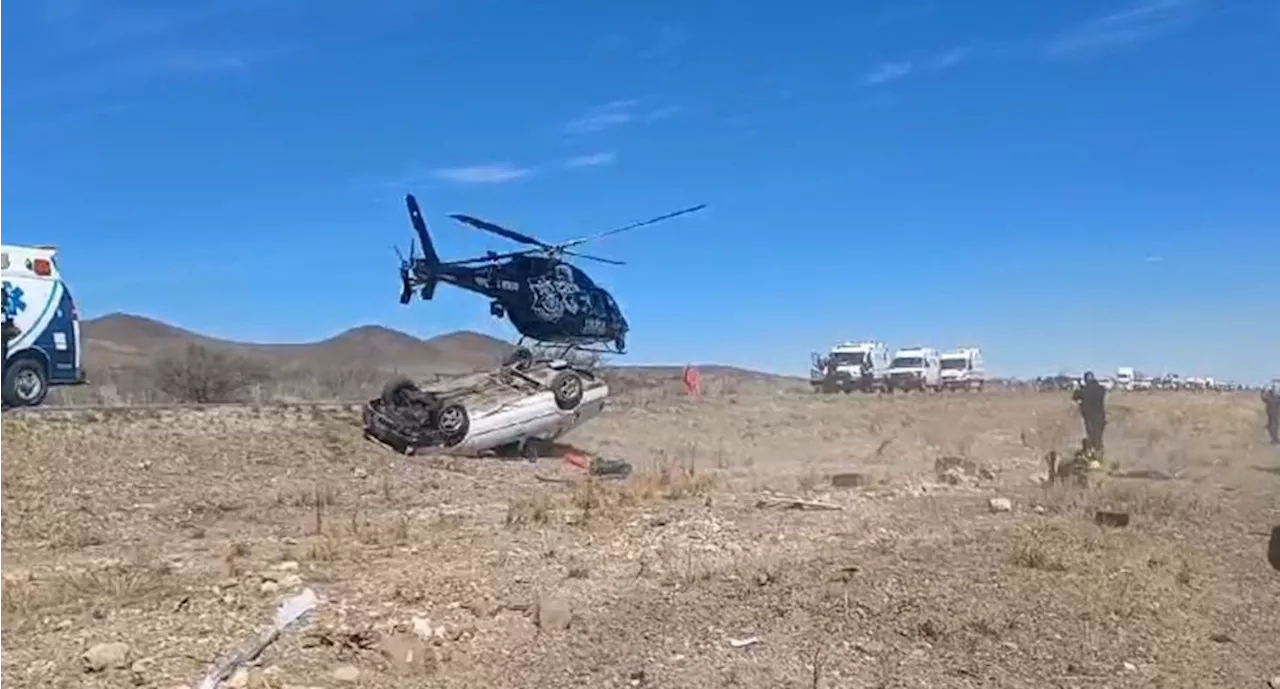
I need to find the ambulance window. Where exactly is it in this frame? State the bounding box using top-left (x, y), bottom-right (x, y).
top-left (1, 253), bottom-right (8, 270)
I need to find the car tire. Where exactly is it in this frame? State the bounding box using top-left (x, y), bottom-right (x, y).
top-left (504, 347), bottom-right (535, 371)
top-left (381, 376), bottom-right (418, 406)
top-left (435, 402), bottom-right (470, 446)
top-left (550, 371), bottom-right (584, 411)
top-left (3, 357), bottom-right (49, 407)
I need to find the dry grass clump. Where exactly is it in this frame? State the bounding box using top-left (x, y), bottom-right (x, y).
top-left (2, 557), bottom-right (177, 628)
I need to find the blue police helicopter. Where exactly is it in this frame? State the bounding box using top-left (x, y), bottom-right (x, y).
top-left (395, 194), bottom-right (705, 356)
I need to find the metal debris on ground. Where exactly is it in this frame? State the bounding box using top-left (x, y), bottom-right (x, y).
top-left (1094, 511), bottom-right (1131, 528)
top-left (830, 472), bottom-right (867, 488)
top-left (535, 452), bottom-right (633, 483)
top-left (754, 493), bottom-right (843, 511)
top-left (196, 588), bottom-right (320, 689)
top-left (1268, 525), bottom-right (1280, 572)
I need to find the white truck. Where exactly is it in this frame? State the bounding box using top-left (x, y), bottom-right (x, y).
top-left (810, 340), bottom-right (890, 394)
top-left (1115, 366), bottom-right (1135, 391)
top-left (938, 347), bottom-right (986, 392)
top-left (885, 346), bottom-right (942, 393)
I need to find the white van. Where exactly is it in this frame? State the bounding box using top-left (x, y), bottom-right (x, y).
top-left (939, 347), bottom-right (986, 391)
top-left (885, 346), bottom-right (941, 393)
top-left (2, 245), bottom-right (87, 407)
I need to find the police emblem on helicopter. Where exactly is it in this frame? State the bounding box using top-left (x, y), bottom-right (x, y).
top-left (529, 265), bottom-right (587, 322)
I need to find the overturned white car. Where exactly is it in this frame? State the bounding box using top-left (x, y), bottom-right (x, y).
top-left (361, 356), bottom-right (609, 458)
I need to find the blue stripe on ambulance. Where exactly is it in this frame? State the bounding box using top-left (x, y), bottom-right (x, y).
top-left (6, 280), bottom-right (81, 385)
top-left (30, 288), bottom-right (81, 383)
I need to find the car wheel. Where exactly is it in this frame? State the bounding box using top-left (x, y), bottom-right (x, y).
top-left (550, 371), bottom-right (584, 410)
top-left (435, 402), bottom-right (470, 446)
top-left (381, 376), bottom-right (418, 407)
top-left (504, 347), bottom-right (535, 371)
top-left (4, 357), bottom-right (48, 407)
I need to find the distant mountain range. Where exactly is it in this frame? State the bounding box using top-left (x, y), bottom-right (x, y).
top-left (80, 313), bottom-right (789, 381)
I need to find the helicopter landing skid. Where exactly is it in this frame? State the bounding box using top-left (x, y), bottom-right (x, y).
top-left (504, 337), bottom-right (622, 371)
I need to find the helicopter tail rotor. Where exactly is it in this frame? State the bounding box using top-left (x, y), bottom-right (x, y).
top-left (406, 194), bottom-right (441, 267)
top-left (400, 195), bottom-right (442, 303)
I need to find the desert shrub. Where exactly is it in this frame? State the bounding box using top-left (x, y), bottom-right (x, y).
top-left (151, 343), bottom-right (271, 403)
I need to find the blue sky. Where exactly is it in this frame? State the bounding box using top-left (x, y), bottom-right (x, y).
top-left (3, 0), bottom-right (1278, 382)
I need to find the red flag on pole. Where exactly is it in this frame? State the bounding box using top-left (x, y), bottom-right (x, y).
top-left (682, 364), bottom-right (702, 399)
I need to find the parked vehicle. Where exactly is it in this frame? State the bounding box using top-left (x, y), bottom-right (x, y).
top-left (810, 340), bottom-right (890, 393)
top-left (939, 347), bottom-right (986, 391)
top-left (2, 244), bottom-right (87, 407)
top-left (885, 346), bottom-right (942, 393)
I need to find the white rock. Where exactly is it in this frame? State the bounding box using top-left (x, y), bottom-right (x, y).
top-left (332, 664), bottom-right (361, 683)
top-left (82, 642), bottom-right (131, 672)
top-left (988, 497), bottom-right (1013, 513)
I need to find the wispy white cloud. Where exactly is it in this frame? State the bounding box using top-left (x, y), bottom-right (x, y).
top-left (1144, 255), bottom-right (1165, 263)
top-left (862, 47), bottom-right (968, 86)
top-left (7, 1), bottom-right (300, 106)
top-left (1044, 0), bottom-right (1204, 58)
top-left (644, 105), bottom-right (683, 122)
top-left (863, 61), bottom-right (915, 86)
top-left (639, 25), bottom-right (690, 60)
top-left (563, 100), bottom-right (638, 134)
top-left (928, 47), bottom-right (971, 71)
top-left (565, 152), bottom-right (618, 168)
top-left (431, 163), bottom-right (535, 185)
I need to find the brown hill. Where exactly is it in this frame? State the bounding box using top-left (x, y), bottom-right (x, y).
top-left (81, 314), bottom-right (796, 380)
top-left (81, 313), bottom-right (514, 375)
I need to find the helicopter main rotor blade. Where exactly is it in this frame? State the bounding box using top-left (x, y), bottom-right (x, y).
top-left (560, 204), bottom-right (707, 249)
top-left (446, 248), bottom-right (543, 266)
top-left (562, 249), bottom-right (626, 266)
top-left (448, 214), bottom-right (552, 249)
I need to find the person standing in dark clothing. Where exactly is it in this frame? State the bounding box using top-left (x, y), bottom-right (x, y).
top-left (1071, 371), bottom-right (1108, 452)
top-left (1262, 382), bottom-right (1280, 445)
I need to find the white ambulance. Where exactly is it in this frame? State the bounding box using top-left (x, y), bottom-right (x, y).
top-left (1, 244), bottom-right (87, 407)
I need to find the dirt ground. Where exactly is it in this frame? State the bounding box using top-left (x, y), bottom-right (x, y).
top-left (3, 381), bottom-right (1279, 689)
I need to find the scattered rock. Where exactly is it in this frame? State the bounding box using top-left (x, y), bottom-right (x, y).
top-left (380, 633), bottom-right (434, 674)
top-left (260, 580), bottom-right (280, 594)
top-left (446, 623), bottom-right (476, 641)
top-left (466, 598), bottom-right (498, 619)
top-left (280, 574), bottom-right (304, 589)
top-left (1032, 505), bottom-right (1047, 514)
top-left (988, 497), bottom-right (1013, 513)
top-left (82, 642), bottom-right (132, 672)
top-left (332, 664), bottom-right (361, 683)
top-left (535, 594), bottom-right (572, 632)
top-left (1268, 675), bottom-right (1280, 689)
top-left (411, 617), bottom-right (446, 643)
top-left (1122, 661), bottom-right (1138, 672)
top-left (728, 636), bottom-right (761, 649)
top-left (274, 560), bottom-right (300, 571)
top-left (225, 667), bottom-right (250, 688)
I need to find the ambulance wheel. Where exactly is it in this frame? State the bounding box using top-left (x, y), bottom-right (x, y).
top-left (435, 402), bottom-right (470, 446)
top-left (550, 371), bottom-right (584, 411)
top-left (4, 358), bottom-right (48, 407)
